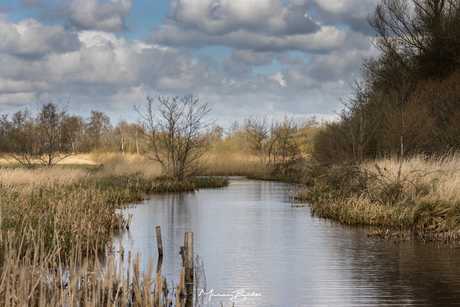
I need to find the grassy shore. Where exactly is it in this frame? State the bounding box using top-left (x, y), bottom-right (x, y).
top-left (292, 154), bottom-right (460, 241)
top-left (0, 153), bottom-right (229, 305)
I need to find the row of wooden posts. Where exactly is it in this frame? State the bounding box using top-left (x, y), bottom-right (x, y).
top-left (156, 226), bottom-right (194, 307)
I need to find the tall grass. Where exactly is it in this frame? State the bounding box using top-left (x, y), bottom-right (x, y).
top-left (295, 154), bottom-right (460, 234)
top-left (0, 228), bottom-right (183, 306)
top-left (95, 154), bottom-right (162, 179)
top-left (198, 152), bottom-right (269, 176)
top-left (0, 153), bottom-right (214, 306)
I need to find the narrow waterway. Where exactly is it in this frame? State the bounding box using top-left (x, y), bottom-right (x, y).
top-left (113, 178), bottom-right (460, 306)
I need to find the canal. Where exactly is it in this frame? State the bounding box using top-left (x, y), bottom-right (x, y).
top-left (113, 178), bottom-right (460, 306)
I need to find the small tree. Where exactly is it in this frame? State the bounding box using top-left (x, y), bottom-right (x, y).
top-left (35, 100), bottom-right (72, 166)
top-left (245, 115), bottom-right (269, 162)
top-left (6, 108), bottom-right (37, 167)
top-left (86, 111), bottom-right (111, 150)
top-left (135, 94), bottom-right (212, 180)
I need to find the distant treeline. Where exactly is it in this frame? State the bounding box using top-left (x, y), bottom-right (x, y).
top-left (314, 0), bottom-right (460, 164)
top-left (0, 99), bottom-right (322, 168)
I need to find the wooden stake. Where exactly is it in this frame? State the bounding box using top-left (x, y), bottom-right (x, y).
top-left (156, 226), bottom-right (163, 257)
top-left (156, 226), bottom-right (164, 273)
top-left (184, 232), bottom-right (194, 307)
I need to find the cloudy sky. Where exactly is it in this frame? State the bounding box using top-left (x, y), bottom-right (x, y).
top-left (0, 0), bottom-right (380, 126)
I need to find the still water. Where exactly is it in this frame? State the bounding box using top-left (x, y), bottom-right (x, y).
top-left (113, 178), bottom-right (460, 306)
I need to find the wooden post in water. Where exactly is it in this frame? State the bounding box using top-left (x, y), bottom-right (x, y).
top-left (156, 226), bottom-right (163, 273)
top-left (156, 226), bottom-right (163, 256)
top-left (184, 232), bottom-right (194, 307)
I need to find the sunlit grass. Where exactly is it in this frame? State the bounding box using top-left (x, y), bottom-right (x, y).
top-left (295, 154), bottom-right (460, 233)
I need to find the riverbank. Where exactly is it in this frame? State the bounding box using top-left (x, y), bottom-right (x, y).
top-left (0, 154), bottom-right (228, 305)
top-left (291, 155), bottom-right (460, 240)
top-left (0, 154), bottom-right (228, 256)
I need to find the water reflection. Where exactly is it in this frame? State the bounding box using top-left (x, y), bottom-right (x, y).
top-left (113, 178), bottom-right (460, 306)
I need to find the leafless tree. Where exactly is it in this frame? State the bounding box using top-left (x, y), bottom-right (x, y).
top-left (273, 116), bottom-right (301, 166)
top-left (35, 100), bottom-right (73, 166)
top-left (61, 115), bottom-right (84, 155)
top-left (86, 111), bottom-right (111, 150)
top-left (5, 108), bottom-right (37, 167)
top-left (135, 94), bottom-right (212, 180)
top-left (245, 115), bottom-right (269, 162)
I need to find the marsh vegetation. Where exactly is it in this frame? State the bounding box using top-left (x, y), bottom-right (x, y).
top-left (2, 0), bottom-right (460, 304)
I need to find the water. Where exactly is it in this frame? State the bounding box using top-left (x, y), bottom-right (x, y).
top-left (113, 178), bottom-right (460, 306)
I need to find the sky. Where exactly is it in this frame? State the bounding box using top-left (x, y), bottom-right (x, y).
top-left (0, 0), bottom-right (381, 127)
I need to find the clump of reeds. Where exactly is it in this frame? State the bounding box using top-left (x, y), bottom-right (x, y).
top-left (95, 154), bottom-right (162, 179)
top-left (0, 182), bottom-right (131, 258)
top-left (198, 152), bottom-right (268, 176)
top-left (296, 154), bottom-right (460, 233)
top-left (0, 227), bottom-right (184, 306)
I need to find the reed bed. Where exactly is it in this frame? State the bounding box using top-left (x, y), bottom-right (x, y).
top-left (0, 228), bottom-right (185, 306)
top-left (95, 154), bottom-right (163, 179)
top-left (199, 152), bottom-right (268, 176)
top-left (0, 152), bottom-right (222, 306)
top-left (294, 154), bottom-right (460, 235)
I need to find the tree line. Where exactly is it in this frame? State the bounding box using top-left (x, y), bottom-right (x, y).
top-left (314, 0), bottom-right (460, 164)
top-left (0, 100), bottom-right (141, 167)
top-left (0, 96), bottom-right (322, 179)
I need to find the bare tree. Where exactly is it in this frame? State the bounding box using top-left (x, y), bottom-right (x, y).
top-left (5, 108), bottom-right (37, 167)
top-left (35, 100), bottom-right (73, 166)
top-left (86, 111), bottom-right (111, 150)
top-left (274, 116), bottom-right (301, 166)
top-left (115, 120), bottom-right (129, 155)
top-left (245, 115), bottom-right (269, 162)
top-left (135, 94), bottom-right (212, 180)
top-left (368, 0), bottom-right (460, 81)
top-left (61, 115), bottom-right (84, 155)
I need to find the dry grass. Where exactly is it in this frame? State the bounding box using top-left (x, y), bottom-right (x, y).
top-left (58, 154), bottom-right (96, 164)
top-left (359, 154), bottom-right (460, 204)
top-left (0, 152), bottom-right (224, 306)
top-left (0, 167), bottom-right (89, 195)
top-left (0, 229), bottom-right (184, 306)
top-left (95, 154), bottom-right (162, 179)
top-left (0, 153), bottom-right (163, 197)
top-left (199, 152), bottom-right (268, 176)
top-left (295, 154), bottom-right (460, 233)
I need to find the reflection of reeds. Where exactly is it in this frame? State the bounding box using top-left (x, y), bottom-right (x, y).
top-left (295, 155), bottom-right (460, 234)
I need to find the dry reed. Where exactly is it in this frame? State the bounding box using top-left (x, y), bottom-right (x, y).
top-left (295, 154), bottom-right (460, 234)
top-left (0, 229), bottom-right (183, 306)
top-left (0, 152), bottom-right (225, 306)
top-left (199, 152), bottom-right (268, 176)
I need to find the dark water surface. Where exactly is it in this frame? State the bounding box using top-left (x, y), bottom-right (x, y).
top-left (113, 178), bottom-right (460, 306)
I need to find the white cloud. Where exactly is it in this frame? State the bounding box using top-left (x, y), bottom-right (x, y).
top-left (0, 0), bottom-right (382, 123)
top-left (0, 18), bottom-right (81, 60)
top-left (167, 0), bottom-right (318, 36)
top-left (40, 0), bottom-right (133, 32)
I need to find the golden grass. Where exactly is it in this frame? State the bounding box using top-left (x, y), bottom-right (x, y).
top-left (0, 228), bottom-right (183, 306)
top-left (96, 153), bottom-right (162, 179)
top-left (0, 153), bottom-right (164, 196)
top-left (0, 167), bottom-right (89, 194)
top-left (0, 152), bottom-right (228, 306)
top-left (199, 152), bottom-right (268, 176)
top-left (360, 154), bottom-right (460, 203)
top-left (58, 154), bottom-right (96, 164)
top-left (296, 154), bottom-right (460, 233)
